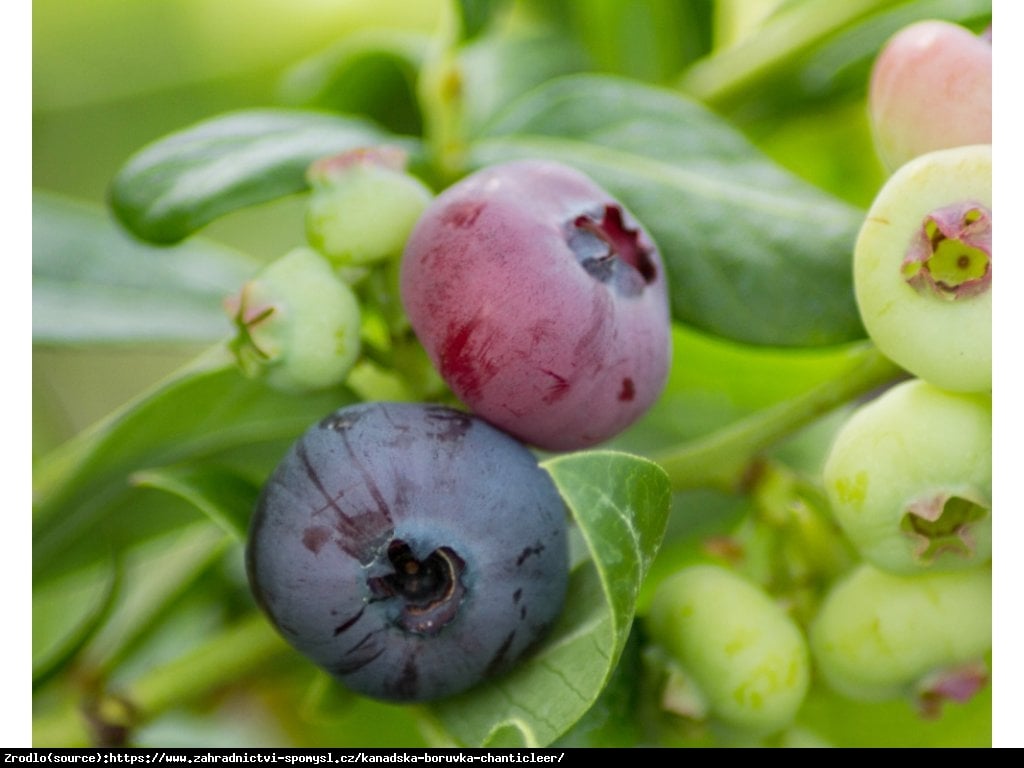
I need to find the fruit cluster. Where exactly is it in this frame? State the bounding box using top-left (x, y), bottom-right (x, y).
top-left (240, 15), bottom-right (990, 734)
top-left (815, 17), bottom-right (993, 712)
top-left (642, 18), bottom-right (991, 740)
top-left (242, 154), bottom-right (672, 701)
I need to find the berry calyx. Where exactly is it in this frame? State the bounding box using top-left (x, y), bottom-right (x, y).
top-left (901, 201), bottom-right (991, 299)
top-left (366, 540), bottom-right (466, 635)
top-left (854, 144), bottom-right (992, 392)
top-left (224, 247), bottom-right (361, 393)
top-left (570, 204), bottom-right (658, 289)
top-left (901, 490), bottom-right (989, 563)
top-left (914, 661), bottom-right (989, 719)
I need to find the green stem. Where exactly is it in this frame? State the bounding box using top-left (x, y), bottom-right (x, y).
top-left (33, 614), bottom-right (287, 747)
top-left (418, 0), bottom-right (468, 182)
top-left (655, 344), bottom-right (901, 493)
top-left (679, 0), bottom-right (894, 109)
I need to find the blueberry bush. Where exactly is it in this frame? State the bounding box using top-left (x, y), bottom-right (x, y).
top-left (33, 0), bottom-right (993, 748)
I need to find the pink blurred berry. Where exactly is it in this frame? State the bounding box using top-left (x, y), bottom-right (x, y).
top-left (869, 20), bottom-right (991, 171)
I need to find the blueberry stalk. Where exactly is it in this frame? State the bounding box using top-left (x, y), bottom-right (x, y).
top-left (655, 344), bottom-right (901, 493)
top-left (417, 1), bottom-right (467, 182)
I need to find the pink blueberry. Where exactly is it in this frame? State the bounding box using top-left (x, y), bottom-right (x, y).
top-left (400, 160), bottom-right (671, 451)
top-left (870, 20), bottom-right (991, 171)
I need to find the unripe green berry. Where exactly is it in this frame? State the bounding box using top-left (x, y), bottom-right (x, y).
top-left (823, 379), bottom-right (991, 574)
top-left (810, 563), bottom-right (991, 709)
top-left (646, 564), bottom-right (810, 735)
top-left (306, 146), bottom-right (432, 268)
top-left (225, 247), bottom-right (361, 393)
top-left (854, 145), bottom-right (991, 392)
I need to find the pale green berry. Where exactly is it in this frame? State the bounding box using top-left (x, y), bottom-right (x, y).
top-left (810, 563), bottom-right (991, 708)
top-left (306, 146), bottom-right (432, 268)
top-left (854, 145), bottom-right (991, 392)
top-left (823, 379), bottom-right (991, 574)
top-left (225, 247), bottom-right (361, 393)
top-left (646, 564), bottom-right (810, 734)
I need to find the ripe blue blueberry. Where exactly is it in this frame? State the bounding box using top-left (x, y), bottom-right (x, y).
top-left (246, 402), bottom-right (569, 702)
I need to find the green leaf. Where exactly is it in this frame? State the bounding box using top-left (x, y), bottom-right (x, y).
top-left (458, 30), bottom-right (589, 137)
top-left (109, 109), bottom-right (409, 244)
top-left (33, 349), bottom-right (358, 581)
top-left (682, 0), bottom-right (992, 117)
top-left (553, 628), bottom-right (644, 747)
top-left (790, 0), bottom-right (992, 105)
top-left (612, 324), bottom-right (872, 457)
top-left (428, 451), bottom-right (671, 746)
top-left (131, 465), bottom-right (261, 541)
top-left (33, 191), bottom-right (257, 345)
top-left (33, 556), bottom-right (120, 688)
top-left (474, 74), bottom-right (865, 346)
top-left (81, 523), bottom-right (232, 675)
top-left (564, 0), bottom-right (713, 83)
top-left (278, 30), bottom-right (428, 136)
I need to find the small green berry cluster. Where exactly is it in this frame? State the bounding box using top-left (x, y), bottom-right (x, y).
top-left (224, 147), bottom-right (433, 394)
top-left (642, 18), bottom-right (992, 743)
top-left (818, 17), bottom-right (993, 722)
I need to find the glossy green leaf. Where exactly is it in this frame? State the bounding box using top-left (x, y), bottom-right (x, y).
top-left (428, 451), bottom-right (671, 747)
top-left (474, 75), bottom-right (865, 346)
top-left (109, 110), bottom-right (408, 244)
top-left (131, 465), bottom-right (261, 541)
top-left (33, 349), bottom-right (357, 581)
top-left (33, 192), bottom-right (257, 345)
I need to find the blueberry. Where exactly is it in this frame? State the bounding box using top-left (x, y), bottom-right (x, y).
top-left (810, 563), bottom-right (991, 709)
top-left (646, 564), bottom-right (810, 734)
top-left (400, 160), bottom-right (671, 451)
top-left (823, 379), bottom-right (991, 574)
top-left (854, 145), bottom-right (991, 393)
top-left (306, 147), bottom-right (433, 268)
top-left (246, 402), bottom-right (569, 702)
top-left (224, 247), bottom-right (361, 393)
top-left (869, 20), bottom-right (991, 172)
